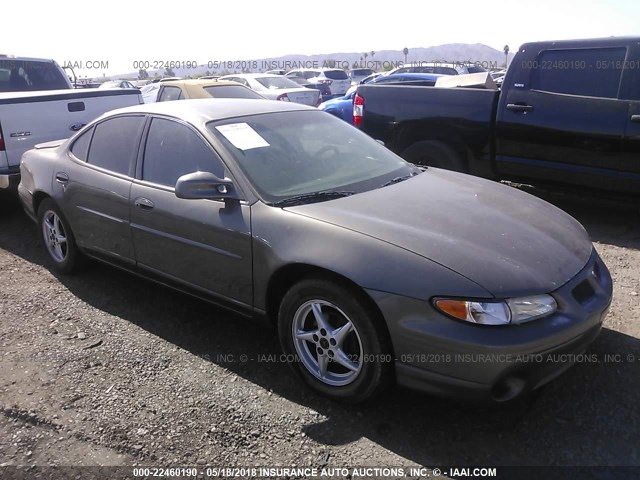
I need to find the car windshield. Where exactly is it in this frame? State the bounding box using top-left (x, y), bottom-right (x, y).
top-left (203, 85), bottom-right (263, 99)
top-left (467, 66), bottom-right (487, 73)
top-left (255, 76), bottom-right (302, 90)
top-left (208, 110), bottom-right (416, 204)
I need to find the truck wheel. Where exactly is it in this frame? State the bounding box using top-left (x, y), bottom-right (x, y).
top-left (37, 199), bottom-right (84, 274)
top-left (278, 278), bottom-right (393, 403)
top-left (401, 140), bottom-right (466, 172)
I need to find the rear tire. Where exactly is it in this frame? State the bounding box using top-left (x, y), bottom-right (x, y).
top-left (278, 278), bottom-right (393, 403)
top-left (401, 140), bottom-right (466, 172)
top-left (37, 199), bottom-right (83, 274)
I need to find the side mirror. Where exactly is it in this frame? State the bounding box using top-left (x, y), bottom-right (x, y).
top-left (175, 172), bottom-right (241, 201)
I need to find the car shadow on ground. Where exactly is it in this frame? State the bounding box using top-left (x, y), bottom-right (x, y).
top-left (1, 193), bottom-right (639, 467)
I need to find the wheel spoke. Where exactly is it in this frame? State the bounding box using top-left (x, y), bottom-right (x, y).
top-left (332, 321), bottom-right (353, 347)
top-left (53, 215), bottom-right (62, 234)
top-left (295, 329), bottom-right (317, 342)
top-left (55, 235), bottom-right (67, 244)
top-left (333, 349), bottom-right (360, 372)
top-left (54, 243), bottom-right (65, 259)
top-left (317, 354), bottom-right (329, 378)
top-left (44, 216), bottom-right (55, 232)
top-left (311, 303), bottom-right (331, 332)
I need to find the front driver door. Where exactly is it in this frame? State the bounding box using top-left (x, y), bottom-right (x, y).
top-left (129, 116), bottom-right (252, 309)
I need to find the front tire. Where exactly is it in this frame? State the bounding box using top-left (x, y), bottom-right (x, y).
top-left (37, 199), bottom-right (83, 274)
top-left (278, 278), bottom-right (393, 403)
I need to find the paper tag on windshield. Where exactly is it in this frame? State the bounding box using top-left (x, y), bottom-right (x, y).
top-left (215, 123), bottom-right (270, 150)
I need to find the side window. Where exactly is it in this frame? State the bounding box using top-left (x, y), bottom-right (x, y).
top-left (158, 86), bottom-right (183, 102)
top-left (142, 118), bottom-right (225, 187)
top-left (87, 116), bottom-right (145, 175)
top-left (70, 127), bottom-right (94, 161)
top-left (531, 47), bottom-right (626, 99)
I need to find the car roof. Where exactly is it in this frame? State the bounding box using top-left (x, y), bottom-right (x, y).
top-left (103, 98), bottom-right (316, 125)
top-left (222, 73), bottom-right (282, 79)
top-left (159, 79), bottom-right (241, 87)
top-left (380, 73), bottom-right (444, 80)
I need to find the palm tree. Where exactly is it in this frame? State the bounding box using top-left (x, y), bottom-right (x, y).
top-left (403, 47), bottom-right (409, 64)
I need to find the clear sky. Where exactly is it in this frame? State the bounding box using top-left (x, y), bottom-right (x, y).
top-left (3, 0), bottom-right (638, 77)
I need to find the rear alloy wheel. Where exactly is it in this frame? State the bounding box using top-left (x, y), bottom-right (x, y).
top-left (38, 199), bottom-right (82, 274)
top-left (401, 140), bottom-right (466, 172)
top-left (278, 279), bottom-right (392, 403)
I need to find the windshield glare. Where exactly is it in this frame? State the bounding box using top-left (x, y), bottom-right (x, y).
top-left (208, 111), bottom-right (415, 204)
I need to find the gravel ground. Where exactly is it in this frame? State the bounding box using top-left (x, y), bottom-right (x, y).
top-left (0, 187), bottom-right (639, 477)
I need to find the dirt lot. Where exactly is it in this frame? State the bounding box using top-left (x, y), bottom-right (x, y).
top-left (1, 186), bottom-right (639, 477)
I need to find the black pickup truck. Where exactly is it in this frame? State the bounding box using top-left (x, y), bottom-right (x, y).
top-left (355, 37), bottom-right (640, 195)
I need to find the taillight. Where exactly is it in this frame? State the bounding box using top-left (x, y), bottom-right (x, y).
top-left (0, 124), bottom-right (5, 151)
top-left (277, 93), bottom-right (290, 102)
top-left (353, 93), bottom-right (364, 127)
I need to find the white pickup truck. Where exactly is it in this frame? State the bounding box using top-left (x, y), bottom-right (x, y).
top-left (0, 55), bottom-right (142, 189)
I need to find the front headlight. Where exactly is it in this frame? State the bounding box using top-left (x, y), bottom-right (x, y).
top-left (434, 294), bottom-right (557, 326)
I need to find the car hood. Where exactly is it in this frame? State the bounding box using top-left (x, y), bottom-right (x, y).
top-left (286, 169), bottom-right (592, 298)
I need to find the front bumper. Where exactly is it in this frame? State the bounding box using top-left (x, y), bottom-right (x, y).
top-left (369, 249), bottom-right (613, 402)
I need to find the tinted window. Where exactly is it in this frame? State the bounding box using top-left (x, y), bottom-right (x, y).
top-left (531, 48), bottom-right (626, 99)
top-left (0, 59), bottom-right (69, 92)
top-left (203, 85), bottom-right (262, 99)
top-left (352, 69), bottom-right (374, 76)
top-left (324, 70), bottom-right (349, 80)
top-left (87, 116), bottom-right (145, 175)
top-left (143, 118), bottom-right (225, 187)
top-left (70, 127), bottom-right (94, 161)
top-left (467, 66), bottom-right (487, 73)
top-left (158, 86), bottom-right (183, 101)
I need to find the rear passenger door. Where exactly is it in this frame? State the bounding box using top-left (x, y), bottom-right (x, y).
top-left (129, 116), bottom-right (253, 308)
top-left (496, 46), bottom-right (631, 191)
top-left (59, 115), bottom-right (145, 264)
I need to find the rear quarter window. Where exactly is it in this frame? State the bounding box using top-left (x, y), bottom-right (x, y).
top-left (70, 127), bottom-right (94, 161)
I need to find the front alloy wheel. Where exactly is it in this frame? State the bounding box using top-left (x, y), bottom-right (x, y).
top-left (278, 278), bottom-right (392, 403)
top-left (292, 299), bottom-right (364, 386)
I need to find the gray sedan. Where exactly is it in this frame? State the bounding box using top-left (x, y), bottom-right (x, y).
top-left (18, 99), bottom-right (612, 403)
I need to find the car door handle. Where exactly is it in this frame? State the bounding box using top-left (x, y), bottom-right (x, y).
top-left (631, 115), bottom-right (640, 123)
top-left (55, 172), bottom-right (69, 184)
top-left (506, 103), bottom-right (534, 113)
top-left (134, 197), bottom-right (154, 210)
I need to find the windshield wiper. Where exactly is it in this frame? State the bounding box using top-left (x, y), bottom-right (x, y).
top-left (271, 190), bottom-right (354, 207)
top-left (381, 169), bottom-right (421, 188)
